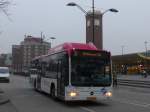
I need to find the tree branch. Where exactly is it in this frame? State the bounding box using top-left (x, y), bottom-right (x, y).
top-left (0, 0), bottom-right (11, 20)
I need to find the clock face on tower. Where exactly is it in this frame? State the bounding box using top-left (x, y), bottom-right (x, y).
top-left (87, 19), bottom-right (100, 27)
top-left (95, 19), bottom-right (100, 26)
top-left (87, 20), bottom-right (90, 27)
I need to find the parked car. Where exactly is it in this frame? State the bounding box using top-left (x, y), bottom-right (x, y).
top-left (0, 67), bottom-right (10, 83)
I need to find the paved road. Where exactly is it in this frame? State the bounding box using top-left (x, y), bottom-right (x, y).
top-left (1, 75), bottom-right (150, 112)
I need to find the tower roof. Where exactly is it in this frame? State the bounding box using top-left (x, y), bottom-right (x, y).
top-left (87, 10), bottom-right (102, 15)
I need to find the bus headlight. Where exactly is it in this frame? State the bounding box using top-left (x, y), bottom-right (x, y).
top-left (105, 92), bottom-right (112, 97)
top-left (69, 92), bottom-right (77, 97)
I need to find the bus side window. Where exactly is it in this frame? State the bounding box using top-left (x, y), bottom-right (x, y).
top-left (46, 63), bottom-right (49, 71)
top-left (41, 62), bottom-right (46, 76)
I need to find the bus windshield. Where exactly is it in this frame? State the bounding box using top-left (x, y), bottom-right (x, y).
top-left (71, 56), bottom-right (111, 87)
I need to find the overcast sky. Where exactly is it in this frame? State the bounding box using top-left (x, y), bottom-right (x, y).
top-left (0, 0), bottom-right (150, 55)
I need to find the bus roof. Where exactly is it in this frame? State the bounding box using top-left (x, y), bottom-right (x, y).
top-left (33, 42), bottom-right (110, 60)
top-left (48, 42), bottom-right (98, 55)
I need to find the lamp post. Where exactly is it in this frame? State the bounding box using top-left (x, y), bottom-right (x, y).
top-left (121, 45), bottom-right (125, 74)
top-left (102, 8), bottom-right (119, 15)
top-left (92, 0), bottom-right (95, 44)
top-left (121, 45), bottom-right (125, 55)
top-left (67, 2), bottom-right (118, 48)
top-left (101, 8), bottom-right (118, 49)
top-left (144, 41), bottom-right (148, 56)
top-left (66, 2), bottom-right (87, 14)
top-left (144, 41), bottom-right (148, 71)
top-left (49, 37), bottom-right (56, 48)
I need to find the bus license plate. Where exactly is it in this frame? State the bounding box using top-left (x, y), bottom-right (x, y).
top-left (87, 97), bottom-right (96, 101)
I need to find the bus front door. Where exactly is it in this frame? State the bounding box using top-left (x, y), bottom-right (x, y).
top-left (57, 60), bottom-right (65, 99)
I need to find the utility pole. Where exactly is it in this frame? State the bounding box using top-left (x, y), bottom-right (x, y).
top-left (92, 0), bottom-right (95, 44)
top-left (144, 41), bottom-right (148, 71)
top-left (121, 45), bottom-right (125, 55)
top-left (144, 41), bottom-right (148, 56)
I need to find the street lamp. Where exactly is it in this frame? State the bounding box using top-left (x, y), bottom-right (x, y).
top-left (121, 45), bottom-right (125, 55)
top-left (67, 2), bottom-right (87, 14)
top-left (144, 41), bottom-right (148, 56)
top-left (121, 45), bottom-right (125, 74)
top-left (102, 8), bottom-right (119, 15)
top-left (144, 41), bottom-right (148, 71)
top-left (49, 37), bottom-right (56, 48)
top-left (92, 0), bottom-right (95, 44)
top-left (101, 8), bottom-right (118, 49)
top-left (67, 2), bottom-right (118, 48)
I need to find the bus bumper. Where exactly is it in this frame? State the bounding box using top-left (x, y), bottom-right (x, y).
top-left (65, 95), bottom-right (112, 101)
top-left (65, 87), bottom-right (112, 101)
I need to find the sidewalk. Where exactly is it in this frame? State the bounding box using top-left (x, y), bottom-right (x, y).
top-left (117, 74), bottom-right (150, 81)
top-left (0, 88), bottom-right (10, 105)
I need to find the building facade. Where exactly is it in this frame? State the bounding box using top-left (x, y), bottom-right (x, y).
top-left (12, 36), bottom-right (50, 74)
top-left (12, 45), bottom-right (23, 73)
top-left (112, 51), bottom-right (150, 74)
top-left (86, 10), bottom-right (102, 49)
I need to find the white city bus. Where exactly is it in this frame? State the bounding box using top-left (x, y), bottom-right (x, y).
top-left (29, 43), bottom-right (112, 101)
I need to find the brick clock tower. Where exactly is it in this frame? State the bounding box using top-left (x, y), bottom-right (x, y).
top-left (86, 10), bottom-right (102, 49)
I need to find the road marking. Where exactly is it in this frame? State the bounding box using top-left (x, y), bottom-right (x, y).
top-left (145, 104), bottom-right (150, 107)
top-left (114, 99), bottom-right (150, 108)
top-left (12, 94), bottom-right (41, 98)
top-left (80, 106), bottom-right (96, 112)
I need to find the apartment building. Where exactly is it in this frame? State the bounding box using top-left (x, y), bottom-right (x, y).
top-left (12, 35), bottom-right (50, 74)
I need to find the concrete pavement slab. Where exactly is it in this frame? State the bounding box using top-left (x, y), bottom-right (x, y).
top-left (0, 101), bottom-right (18, 112)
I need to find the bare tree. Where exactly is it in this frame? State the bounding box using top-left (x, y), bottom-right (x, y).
top-left (0, 0), bottom-right (11, 34)
top-left (0, 0), bottom-right (11, 18)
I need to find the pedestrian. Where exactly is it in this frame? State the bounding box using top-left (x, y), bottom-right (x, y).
top-left (113, 71), bottom-right (117, 87)
top-left (141, 70), bottom-right (147, 78)
top-left (143, 70), bottom-right (147, 78)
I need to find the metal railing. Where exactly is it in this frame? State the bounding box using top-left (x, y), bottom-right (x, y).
top-left (117, 79), bottom-right (150, 88)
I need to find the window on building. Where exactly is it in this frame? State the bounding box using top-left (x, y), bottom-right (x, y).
top-left (87, 20), bottom-right (90, 27)
top-left (95, 19), bottom-right (100, 26)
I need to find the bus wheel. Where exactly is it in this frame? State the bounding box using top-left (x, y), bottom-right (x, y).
top-left (51, 86), bottom-right (55, 98)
